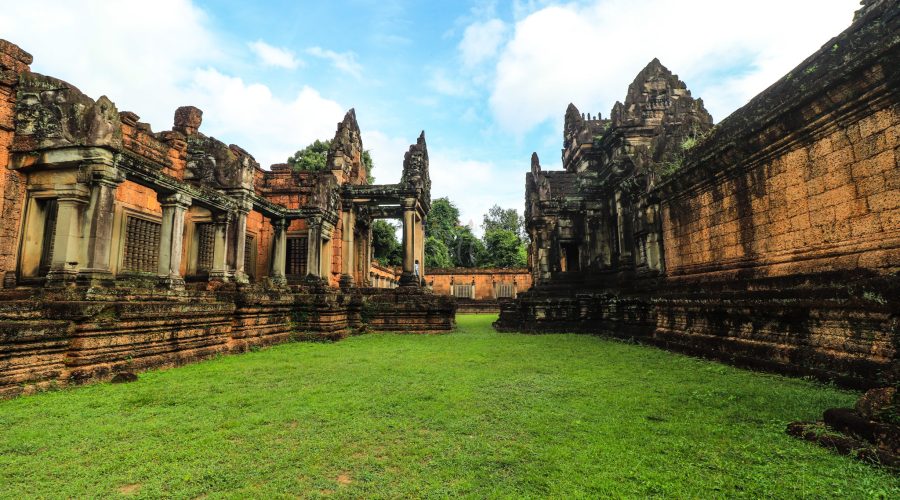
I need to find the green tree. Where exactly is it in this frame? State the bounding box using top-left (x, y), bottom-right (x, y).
top-left (424, 236), bottom-right (452, 269)
top-left (481, 228), bottom-right (527, 268)
top-left (452, 226), bottom-right (484, 267)
top-left (287, 139), bottom-right (331, 172)
top-left (426, 197), bottom-right (461, 246)
top-left (482, 205), bottom-right (525, 239)
top-left (287, 139), bottom-right (374, 183)
top-left (372, 220), bottom-right (401, 266)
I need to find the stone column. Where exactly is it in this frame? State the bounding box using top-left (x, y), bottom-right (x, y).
top-left (306, 217), bottom-right (322, 279)
top-left (364, 224), bottom-right (373, 286)
top-left (45, 191), bottom-right (89, 286)
top-left (228, 202), bottom-right (250, 284)
top-left (78, 168), bottom-right (124, 285)
top-left (209, 212), bottom-right (230, 282)
top-left (416, 213), bottom-right (425, 284)
top-left (340, 207), bottom-right (355, 289)
top-left (270, 217), bottom-right (287, 286)
top-left (158, 193), bottom-right (191, 289)
top-left (615, 190), bottom-right (633, 267)
top-left (645, 204), bottom-right (664, 272)
top-left (399, 198), bottom-right (418, 286)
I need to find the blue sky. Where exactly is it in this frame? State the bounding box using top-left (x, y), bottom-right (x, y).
top-left (1, 0), bottom-right (860, 231)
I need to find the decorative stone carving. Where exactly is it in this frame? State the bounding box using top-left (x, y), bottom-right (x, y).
top-left (14, 73), bottom-right (122, 151)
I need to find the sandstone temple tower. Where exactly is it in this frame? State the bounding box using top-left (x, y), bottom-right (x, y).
top-left (499, 1), bottom-right (899, 391)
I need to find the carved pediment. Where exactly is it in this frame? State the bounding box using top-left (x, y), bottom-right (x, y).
top-left (14, 72), bottom-right (122, 151)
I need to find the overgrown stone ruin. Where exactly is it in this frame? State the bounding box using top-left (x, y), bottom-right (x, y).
top-left (0, 39), bottom-right (454, 398)
top-left (496, 0), bottom-right (899, 466)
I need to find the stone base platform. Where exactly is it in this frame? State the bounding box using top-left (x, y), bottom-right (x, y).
top-left (0, 283), bottom-right (457, 398)
top-left (495, 271), bottom-right (898, 389)
top-left (359, 287), bottom-right (456, 332)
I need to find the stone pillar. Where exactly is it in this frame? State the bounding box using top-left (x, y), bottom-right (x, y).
top-left (340, 207), bottom-right (355, 289)
top-left (209, 212), bottom-right (229, 282)
top-left (615, 191), bottom-right (633, 267)
top-left (45, 191), bottom-right (89, 286)
top-left (306, 217), bottom-right (322, 279)
top-left (270, 218), bottom-right (287, 286)
top-left (158, 193), bottom-right (191, 289)
top-left (229, 203), bottom-right (250, 284)
top-left (78, 168), bottom-right (124, 285)
top-left (645, 204), bottom-right (663, 272)
top-left (399, 198), bottom-right (418, 286)
top-left (364, 224), bottom-right (373, 286)
top-left (416, 213), bottom-right (425, 285)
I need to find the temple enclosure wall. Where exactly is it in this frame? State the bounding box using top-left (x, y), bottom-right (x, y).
top-left (0, 36), bottom-right (454, 398)
top-left (498, 1), bottom-right (899, 389)
top-left (427, 268), bottom-right (531, 313)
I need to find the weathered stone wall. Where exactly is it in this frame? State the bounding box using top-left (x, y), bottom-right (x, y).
top-left (427, 268), bottom-right (531, 312)
top-left (0, 41), bottom-right (31, 287)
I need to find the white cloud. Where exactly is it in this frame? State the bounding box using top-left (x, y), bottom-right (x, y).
top-left (306, 47), bottom-right (363, 79)
top-left (187, 69), bottom-right (346, 167)
top-left (0, 0), bottom-right (219, 134)
top-left (363, 130), bottom-right (409, 184)
top-left (428, 68), bottom-right (469, 97)
top-left (459, 19), bottom-right (507, 68)
top-left (428, 150), bottom-right (522, 235)
top-left (0, 0), bottom-right (348, 169)
top-left (248, 40), bottom-right (301, 69)
top-left (489, 0), bottom-right (859, 134)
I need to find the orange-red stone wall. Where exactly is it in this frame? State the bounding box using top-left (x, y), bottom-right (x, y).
top-left (428, 269), bottom-right (532, 300)
top-left (0, 41), bottom-right (30, 284)
top-left (662, 106), bottom-right (899, 280)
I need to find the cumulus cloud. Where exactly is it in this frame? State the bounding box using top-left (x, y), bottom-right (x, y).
top-left (248, 40), bottom-right (302, 69)
top-left (0, 0), bottom-right (349, 169)
top-left (428, 150), bottom-right (522, 235)
top-left (488, 0), bottom-right (859, 134)
top-left (186, 69), bottom-right (347, 167)
top-left (0, 0), bottom-right (219, 133)
top-left (306, 47), bottom-right (363, 79)
top-left (459, 19), bottom-right (508, 68)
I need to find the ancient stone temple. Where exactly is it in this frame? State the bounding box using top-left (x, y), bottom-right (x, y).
top-left (497, 1), bottom-right (899, 390)
top-left (0, 39), bottom-right (454, 397)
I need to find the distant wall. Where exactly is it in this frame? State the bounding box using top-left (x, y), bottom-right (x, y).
top-left (428, 268), bottom-right (531, 313)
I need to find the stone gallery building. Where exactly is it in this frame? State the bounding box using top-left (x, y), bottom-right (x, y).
top-left (497, 1), bottom-right (899, 390)
top-left (0, 39), bottom-right (454, 397)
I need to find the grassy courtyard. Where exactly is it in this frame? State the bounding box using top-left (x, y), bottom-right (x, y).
top-left (0, 315), bottom-right (896, 498)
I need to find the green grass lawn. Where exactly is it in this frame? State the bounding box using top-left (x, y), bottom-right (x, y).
top-left (0, 314), bottom-right (896, 498)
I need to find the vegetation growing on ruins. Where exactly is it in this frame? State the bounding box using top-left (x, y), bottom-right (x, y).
top-left (287, 139), bottom-right (375, 182)
top-left (1, 315), bottom-right (895, 498)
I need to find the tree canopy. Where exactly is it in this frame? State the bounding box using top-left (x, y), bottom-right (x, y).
top-left (372, 219), bottom-right (401, 267)
top-left (421, 199), bottom-right (526, 269)
top-left (287, 139), bottom-right (375, 183)
top-left (483, 205), bottom-right (525, 239)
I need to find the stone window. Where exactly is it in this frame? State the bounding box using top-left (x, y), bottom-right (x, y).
top-left (286, 236), bottom-right (308, 276)
top-left (244, 234), bottom-right (256, 279)
top-left (122, 215), bottom-right (161, 273)
top-left (195, 223), bottom-right (215, 272)
top-left (452, 283), bottom-right (475, 299)
top-left (496, 282), bottom-right (516, 299)
top-left (38, 199), bottom-right (58, 275)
